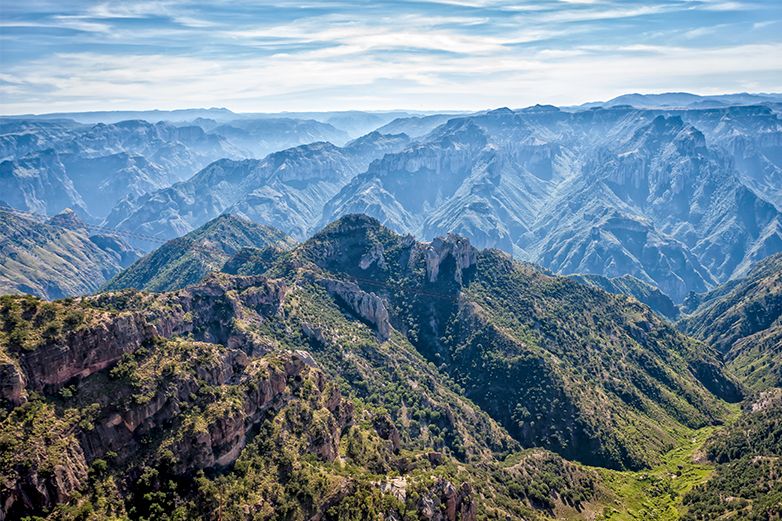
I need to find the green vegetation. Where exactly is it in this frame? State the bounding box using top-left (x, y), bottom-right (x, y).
top-left (679, 252), bottom-right (782, 390)
top-left (0, 294), bottom-right (89, 352)
top-left (0, 215), bottom-right (769, 520)
top-left (682, 390), bottom-right (782, 520)
top-left (104, 214), bottom-right (294, 293)
top-left (296, 215), bottom-right (738, 469)
top-left (569, 273), bottom-right (679, 320)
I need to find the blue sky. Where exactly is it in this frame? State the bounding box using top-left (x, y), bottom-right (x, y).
top-left (1, 0), bottom-right (781, 113)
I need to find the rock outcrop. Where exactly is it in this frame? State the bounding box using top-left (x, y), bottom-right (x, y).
top-left (0, 346), bottom-right (347, 520)
top-left (418, 479), bottom-right (477, 521)
top-left (319, 277), bottom-right (391, 340)
top-left (0, 359), bottom-right (26, 407)
top-left (419, 234), bottom-right (477, 284)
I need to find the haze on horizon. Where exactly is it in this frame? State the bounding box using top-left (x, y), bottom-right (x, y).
top-left (1, 0), bottom-right (781, 114)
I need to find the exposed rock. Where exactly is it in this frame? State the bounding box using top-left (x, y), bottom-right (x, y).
top-left (421, 234), bottom-right (477, 284)
top-left (46, 208), bottom-right (85, 230)
top-left (1, 345), bottom-right (349, 520)
top-left (359, 242), bottom-right (388, 270)
top-left (319, 277), bottom-right (391, 340)
top-left (373, 414), bottom-right (401, 453)
top-left (19, 313), bottom-right (156, 391)
top-left (166, 356), bottom-right (312, 473)
top-left (418, 479), bottom-right (477, 521)
top-left (1, 442), bottom-right (89, 521)
top-left (379, 476), bottom-right (408, 502)
top-left (0, 359), bottom-right (26, 407)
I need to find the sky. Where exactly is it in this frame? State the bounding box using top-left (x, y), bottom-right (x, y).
top-left (1, 0), bottom-right (781, 114)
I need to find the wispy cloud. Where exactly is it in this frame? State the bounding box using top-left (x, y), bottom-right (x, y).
top-left (1, 0), bottom-right (780, 113)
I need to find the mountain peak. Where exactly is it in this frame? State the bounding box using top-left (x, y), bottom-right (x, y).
top-left (487, 107), bottom-right (515, 115)
top-left (46, 208), bottom-right (86, 230)
top-left (104, 214), bottom-right (293, 292)
top-left (314, 213), bottom-right (386, 238)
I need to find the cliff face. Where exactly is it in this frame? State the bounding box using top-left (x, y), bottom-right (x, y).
top-left (3, 216), bottom-right (746, 519)
top-left (297, 215), bottom-right (739, 470)
top-left (320, 108), bottom-right (782, 303)
top-left (1, 333), bottom-right (348, 520)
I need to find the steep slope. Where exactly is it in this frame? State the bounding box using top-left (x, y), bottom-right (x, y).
top-left (679, 253), bottom-right (782, 390)
top-left (596, 115), bottom-right (781, 281)
top-left (104, 215), bottom-right (294, 292)
top-left (105, 132), bottom-right (410, 249)
top-left (0, 208), bottom-right (139, 299)
top-left (321, 111), bottom-right (563, 253)
top-left (569, 273), bottom-right (679, 320)
top-left (321, 108), bottom-right (782, 302)
top-left (678, 105), bottom-right (782, 209)
top-left (683, 389), bottom-right (782, 520)
top-left (0, 263), bottom-right (609, 521)
top-left (0, 119), bottom-right (240, 221)
top-left (283, 215), bottom-right (739, 470)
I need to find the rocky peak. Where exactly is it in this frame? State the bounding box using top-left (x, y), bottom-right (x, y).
top-left (626, 115), bottom-right (706, 157)
top-left (420, 234), bottom-right (477, 284)
top-left (46, 208), bottom-right (86, 230)
top-left (318, 213), bottom-right (385, 239)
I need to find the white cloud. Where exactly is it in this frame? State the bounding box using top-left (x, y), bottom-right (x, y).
top-left (1, 0), bottom-right (780, 113)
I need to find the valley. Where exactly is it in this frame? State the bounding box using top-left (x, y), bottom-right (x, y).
top-left (1, 94), bottom-right (781, 520)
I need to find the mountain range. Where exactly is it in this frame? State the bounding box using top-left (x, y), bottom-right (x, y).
top-left (0, 114), bottom-right (386, 223)
top-left (0, 214), bottom-right (755, 520)
top-left (322, 106), bottom-right (782, 302)
top-left (104, 215), bottom-right (294, 293)
top-left (0, 207), bottom-right (138, 299)
top-left (1, 92), bottom-right (782, 519)
top-left (3, 97), bottom-right (781, 305)
top-left (104, 132), bottom-right (410, 249)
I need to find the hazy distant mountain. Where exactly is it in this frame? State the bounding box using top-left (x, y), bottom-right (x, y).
top-left (0, 119), bottom-right (241, 220)
top-left (0, 208), bottom-right (139, 299)
top-left (204, 118), bottom-right (350, 156)
top-left (4, 97), bottom-right (782, 303)
top-left (3, 107), bottom-right (239, 124)
top-left (105, 132), bottom-right (410, 249)
top-left (320, 106), bottom-right (782, 301)
top-left (0, 116), bottom-right (366, 222)
top-left (676, 105), bottom-right (782, 209)
top-left (577, 92), bottom-right (782, 110)
top-left (570, 273), bottom-right (679, 320)
top-left (4, 109), bottom-right (424, 138)
top-left (104, 215), bottom-right (294, 292)
top-left (375, 113), bottom-right (461, 138)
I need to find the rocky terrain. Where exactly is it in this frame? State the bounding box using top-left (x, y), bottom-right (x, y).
top-left (679, 252), bottom-right (782, 390)
top-left (3, 101), bottom-right (781, 305)
top-left (104, 215), bottom-right (294, 293)
top-left (0, 208), bottom-right (139, 299)
top-left (321, 106), bottom-right (782, 302)
top-left (0, 214), bottom-right (748, 520)
top-left (105, 132), bottom-right (410, 249)
top-left (0, 115), bottom-right (359, 224)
